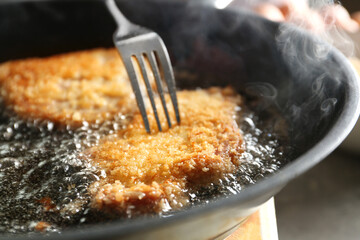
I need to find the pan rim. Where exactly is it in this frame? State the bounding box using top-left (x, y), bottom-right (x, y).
top-left (0, 1), bottom-right (359, 239)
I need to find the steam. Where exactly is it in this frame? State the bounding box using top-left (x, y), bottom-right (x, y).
top-left (213, 0), bottom-right (356, 141)
top-left (252, 0), bottom-right (356, 57)
top-left (227, 0), bottom-right (356, 56)
top-left (272, 0), bottom-right (353, 139)
top-left (307, 1), bottom-right (355, 56)
top-left (274, 1), bottom-right (354, 79)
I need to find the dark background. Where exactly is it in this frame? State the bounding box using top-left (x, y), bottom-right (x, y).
top-left (341, 0), bottom-right (360, 13)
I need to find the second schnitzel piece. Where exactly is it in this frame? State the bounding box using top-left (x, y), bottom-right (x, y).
top-left (0, 48), bottom-right (136, 127)
top-left (86, 87), bottom-right (244, 215)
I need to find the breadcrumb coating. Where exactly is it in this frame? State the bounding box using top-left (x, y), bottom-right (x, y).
top-left (0, 48), bottom-right (245, 215)
top-left (0, 48), bottom-right (136, 126)
top-left (87, 88), bottom-right (244, 214)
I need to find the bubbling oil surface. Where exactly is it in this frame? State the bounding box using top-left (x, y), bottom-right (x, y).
top-left (0, 99), bottom-right (290, 234)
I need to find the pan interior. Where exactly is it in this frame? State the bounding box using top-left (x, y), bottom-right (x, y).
top-left (0, 0), bottom-right (358, 237)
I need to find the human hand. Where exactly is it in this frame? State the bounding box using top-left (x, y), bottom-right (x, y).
top-left (252, 0), bottom-right (359, 33)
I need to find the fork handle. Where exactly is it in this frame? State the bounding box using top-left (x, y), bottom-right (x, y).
top-left (106, 0), bottom-right (136, 36)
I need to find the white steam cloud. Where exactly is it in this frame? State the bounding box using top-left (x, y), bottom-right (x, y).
top-left (228, 0), bottom-right (356, 56)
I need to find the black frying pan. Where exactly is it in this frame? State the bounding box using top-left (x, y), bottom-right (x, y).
top-left (0, 0), bottom-right (359, 239)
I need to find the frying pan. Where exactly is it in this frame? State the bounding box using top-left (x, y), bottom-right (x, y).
top-left (0, 0), bottom-right (359, 239)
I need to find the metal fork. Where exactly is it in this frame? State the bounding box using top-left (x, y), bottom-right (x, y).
top-left (106, 0), bottom-right (180, 133)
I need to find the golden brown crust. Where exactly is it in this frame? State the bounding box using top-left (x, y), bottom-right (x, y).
top-left (0, 48), bottom-right (136, 126)
top-left (34, 222), bottom-right (51, 232)
top-left (0, 48), bottom-right (245, 215)
top-left (87, 88), bottom-right (244, 214)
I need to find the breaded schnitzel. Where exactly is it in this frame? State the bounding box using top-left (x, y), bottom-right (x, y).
top-left (0, 49), bottom-right (244, 215)
top-left (87, 88), bottom-right (244, 215)
top-left (0, 49), bottom-right (136, 126)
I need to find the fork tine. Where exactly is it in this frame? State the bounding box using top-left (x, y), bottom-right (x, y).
top-left (107, 0), bottom-right (180, 132)
top-left (137, 54), bottom-right (162, 132)
top-left (122, 55), bottom-right (150, 133)
top-left (154, 48), bottom-right (181, 124)
top-left (148, 51), bottom-right (172, 128)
